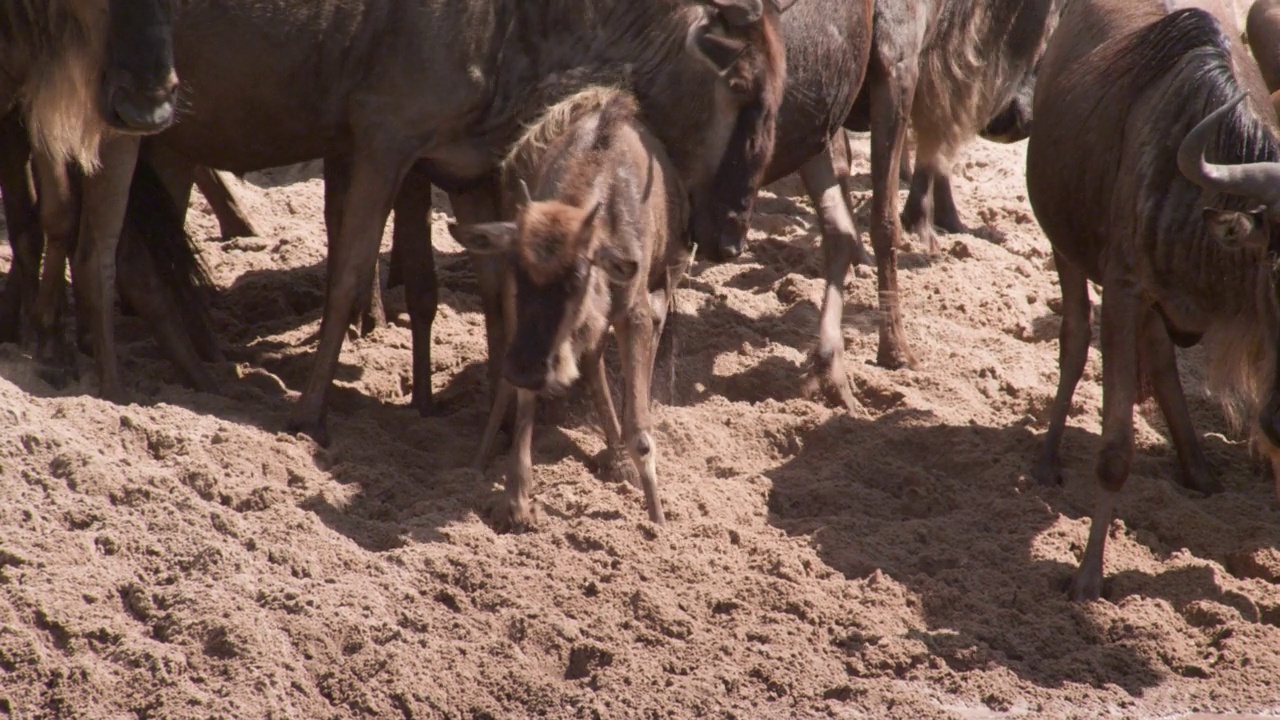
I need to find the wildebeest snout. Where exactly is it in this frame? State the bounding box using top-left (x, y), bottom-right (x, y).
top-left (694, 203), bottom-right (749, 261)
top-left (106, 69), bottom-right (179, 132)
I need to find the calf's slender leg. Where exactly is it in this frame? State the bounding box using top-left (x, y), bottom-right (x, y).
top-left (829, 131), bottom-right (873, 266)
top-left (1034, 251), bottom-right (1091, 486)
top-left (616, 305), bottom-right (665, 525)
top-left (492, 388), bottom-right (538, 532)
top-left (583, 345), bottom-right (635, 487)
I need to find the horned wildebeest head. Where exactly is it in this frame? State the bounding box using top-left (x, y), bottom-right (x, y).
top-left (1, 0), bottom-right (178, 168)
top-left (687, 0), bottom-right (795, 259)
top-left (1178, 93), bottom-right (1280, 448)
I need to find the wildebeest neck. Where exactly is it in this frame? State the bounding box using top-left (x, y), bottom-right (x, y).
top-left (478, 0), bottom-right (783, 195)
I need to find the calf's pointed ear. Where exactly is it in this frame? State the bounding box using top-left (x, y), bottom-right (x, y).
top-left (1204, 207), bottom-right (1269, 251)
top-left (448, 222), bottom-right (518, 254)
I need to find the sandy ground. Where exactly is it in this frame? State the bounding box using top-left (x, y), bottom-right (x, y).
top-left (2, 136), bottom-right (1280, 719)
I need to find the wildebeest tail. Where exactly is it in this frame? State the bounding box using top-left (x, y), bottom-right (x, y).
top-left (121, 160), bottom-right (217, 336)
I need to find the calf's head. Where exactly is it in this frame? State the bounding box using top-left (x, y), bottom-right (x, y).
top-left (100, 0), bottom-right (178, 132)
top-left (449, 186), bottom-right (639, 395)
top-left (685, 0), bottom-right (793, 260)
top-left (1179, 93), bottom-right (1280, 448)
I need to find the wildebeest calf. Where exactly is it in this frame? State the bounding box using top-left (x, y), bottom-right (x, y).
top-left (450, 88), bottom-right (691, 530)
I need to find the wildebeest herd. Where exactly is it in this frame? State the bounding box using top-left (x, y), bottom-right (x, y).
top-left (3, 0), bottom-right (1280, 608)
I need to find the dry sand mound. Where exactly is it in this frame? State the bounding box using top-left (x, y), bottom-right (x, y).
top-left (1, 141), bottom-right (1280, 719)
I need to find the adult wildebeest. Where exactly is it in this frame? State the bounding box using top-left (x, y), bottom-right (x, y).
top-left (1027, 0), bottom-right (1280, 601)
top-left (693, 0), bottom-right (1059, 407)
top-left (453, 88), bottom-right (691, 530)
top-left (56, 0), bottom-right (789, 446)
top-left (0, 0), bottom-right (180, 350)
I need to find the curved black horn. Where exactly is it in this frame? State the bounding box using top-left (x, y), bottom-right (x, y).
top-left (1178, 93), bottom-right (1280, 205)
top-left (709, 0), bottom-right (763, 26)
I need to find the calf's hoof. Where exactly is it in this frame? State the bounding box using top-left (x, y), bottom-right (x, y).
top-left (286, 415), bottom-right (331, 448)
top-left (1065, 568), bottom-right (1105, 603)
top-left (490, 495), bottom-right (538, 533)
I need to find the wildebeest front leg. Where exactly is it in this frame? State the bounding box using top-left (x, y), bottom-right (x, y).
top-left (394, 166), bottom-right (438, 415)
top-left (615, 308), bottom-right (665, 525)
top-left (1140, 307), bottom-right (1218, 495)
top-left (289, 151), bottom-right (407, 445)
top-left (799, 146), bottom-right (860, 411)
top-left (1070, 279), bottom-right (1142, 602)
top-left (930, 169), bottom-right (963, 234)
top-left (583, 345), bottom-right (635, 487)
top-left (74, 135), bottom-right (142, 401)
top-left (473, 379), bottom-right (514, 471)
top-left (492, 388), bottom-right (539, 532)
top-left (30, 151), bottom-right (80, 383)
top-left (1034, 251), bottom-right (1091, 486)
top-left (192, 167), bottom-right (259, 238)
top-left (868, 52), bottom-right (920, 369)
top-left (0, 111), bottom-right (41, 345)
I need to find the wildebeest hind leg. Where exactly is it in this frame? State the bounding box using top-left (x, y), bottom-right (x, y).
top-left (0, 111), bottom-right (41, 344)
top-left (867, 52), bottom-right (919, 369)
top-left (394, 166), bottom-right (438, 415)
top-left (930, 169), bottom-right (964, 234)
top-left (192, 167), bottom-right (259, 238)
top-left (1069, 280), bottom-right (1142, 602)
top-left (289, 151), bottom-right (408, 445)
top-left (323, 155), bottom-right (386, 337)
top-left (115, 223), bottom-right (218, 393)
top-left (1140, 307), bottom-right (1218, 494)
top-left (1034, 252), bottom-right (1090, 486)
top-left (799, 147), bottom-right (860, 411)
top-left (830, 132), bottom-right (872, 266)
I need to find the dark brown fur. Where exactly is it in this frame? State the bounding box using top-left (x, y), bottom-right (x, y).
top-left (1027, 0), bottom-right (1280, 600)
top-left (452, 88), bottom-right (690, 530)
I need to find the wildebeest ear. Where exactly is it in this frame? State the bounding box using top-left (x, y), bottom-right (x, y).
top-left (594, 246), bottom-right (640, 285)
top-left (1203, 208), bottom-right (1268, 251)
top-left (708, 0), bottom-right (763, 26)
top-left (688, 21), bottom-right (749, 77)
top-left (448, 221), bottom-right (517, 254)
